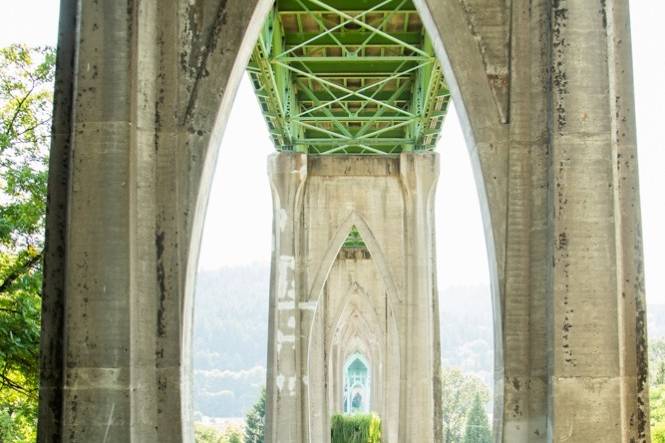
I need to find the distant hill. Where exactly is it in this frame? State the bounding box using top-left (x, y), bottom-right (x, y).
top-left (193, 266), bottom-right (661, 418)
top-left (648, 304), bottom-right (665, 340)
top-left (440, 285), bottom-right (494, 388)
top-left (193, 264), bottom-right (270, 418)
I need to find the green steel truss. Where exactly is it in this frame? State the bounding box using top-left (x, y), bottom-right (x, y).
top-left (247, 0), bottom-right (450, 155)
top-left (343, 226), bottom-right (366, 249)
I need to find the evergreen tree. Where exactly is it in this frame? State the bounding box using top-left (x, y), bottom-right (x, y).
top-left (463, 393), bottom-right (492, 443)
top-left (441, 367), bottom-right (490, 443)
top-left (244, 386), bottom-right (266, 443)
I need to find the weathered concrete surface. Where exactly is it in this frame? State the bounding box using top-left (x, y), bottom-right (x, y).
top-left (40, 0), bottom-right (647, 442)
top-left (267, 153), bottom-right (440, 443)
top-left (38, 0), bottom-right (274, 441)
top-left (266, 153), bottom-right (307, 442)
top-left (418, 0), bottom-right (649, 441)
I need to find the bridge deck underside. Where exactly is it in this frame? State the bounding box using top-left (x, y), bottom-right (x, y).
top-left (247, 0), bottom-right (451, 155)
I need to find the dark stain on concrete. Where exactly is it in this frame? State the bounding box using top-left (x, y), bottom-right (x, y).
top-left (599, 0), bottom-right (607, 30)
top-left (182, 0), bottom-right (229, 124)
top-left (552, 0), bottom-right (569, 134)
top-left (155, 230), bottom-right (166, 337)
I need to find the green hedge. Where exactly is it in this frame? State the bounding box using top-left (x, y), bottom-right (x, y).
top-left (331, 414), bottom-right (381, 443)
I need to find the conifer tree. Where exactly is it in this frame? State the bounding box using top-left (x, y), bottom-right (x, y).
top-left (244, 387), bottom-right (266, 443)
top-left (463, 393), bottom-right (492, 443)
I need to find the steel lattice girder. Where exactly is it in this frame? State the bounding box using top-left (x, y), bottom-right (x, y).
top-left (247, 0), bottom-right (450, 155)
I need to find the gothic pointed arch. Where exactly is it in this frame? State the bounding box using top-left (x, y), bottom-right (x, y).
top-left (307, 211), bottom-right (401, 305)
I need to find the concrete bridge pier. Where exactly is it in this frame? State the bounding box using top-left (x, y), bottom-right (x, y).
top-left (266, 153), bottom-right (307, 443)
top-left (266, 153), bottom-right (441, 442)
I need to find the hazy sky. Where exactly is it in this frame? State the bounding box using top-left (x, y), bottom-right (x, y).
top-left (2, 1), bottom-right (663, 303)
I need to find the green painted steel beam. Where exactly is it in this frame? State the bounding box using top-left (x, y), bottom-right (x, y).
top-left (277, 0), bottom-right (416, 12)
top-left (283, 31), bottom-right (422, 47)
top-left (342, 226), bottom-right (367, 249)
top-left (247, 0), bottom-right (450, 155)
top-left (296, 90), bottom-right (411, 102)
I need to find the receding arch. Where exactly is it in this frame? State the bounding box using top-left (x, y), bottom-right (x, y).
top-left (176, 3), bottom-right (507, 439)
top-left (304, 220), bottom-right (402, 441)
top-left (182, 2), bottom-right (506, 439)
top-left (343, 353), bottom-right (372, 414)
top-left (330, 281), bottom-right (387, 358)
top-left (307, 211), bottom-right (401, 306)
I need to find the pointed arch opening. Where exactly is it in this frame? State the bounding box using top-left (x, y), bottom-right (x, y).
top-left (343, 354), bottom-right (372, 414)
top-left (185, 0), bottom-right (498, 440)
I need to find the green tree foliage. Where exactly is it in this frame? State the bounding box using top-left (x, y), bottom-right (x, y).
top-left (442, 367), bottom-right (490, 443)
top-left (194, 423), bottom-right (243, 443)
top-left (651, 339), bottom-right (665, 438)
top-left (330, 414), bottom-right (381, 443)
top-left (226, 430), bottom-right (242, 443)
top-left (0, 44), bottom-right (54, 443)
top-left (463, 393), bottom-right (492, 443)
top-left (244, 386), bottom-right (266, 443)
top-left (655, 423), bottom-right (665, 443)
top-left (195, 424), bottom-right (222, 443)
top-left (651, 339), bottom-right (665, 385)
top-left (652, 385), bottom-right (665, 435)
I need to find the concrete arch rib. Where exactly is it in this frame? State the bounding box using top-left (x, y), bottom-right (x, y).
top-left (413, 2), bottom-right (506, 439)
top-left (330, 282), bottom-right (387, 353)
top-left (181, 1), bottom-right (274, 440)
top-left (332, 296), bottom-right (381, 416)
top-left (307, 211), bottom-right (401, 306)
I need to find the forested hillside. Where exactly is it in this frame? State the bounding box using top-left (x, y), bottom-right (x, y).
top-left (193, 265), bottom-right (270, 418)
top-left (193, 266), bottom-right (496, 418)
top-left (439, 286), bottom-right (494, 388)
top-left (649, 304), bottom-right (665, 339)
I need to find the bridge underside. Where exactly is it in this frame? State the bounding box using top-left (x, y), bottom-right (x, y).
top-left (39, 0), bottom-right (649, 442)
top-left (250, 6), bottom-right (451, 438)
top-left (247, 0), bottom-right (450, 155)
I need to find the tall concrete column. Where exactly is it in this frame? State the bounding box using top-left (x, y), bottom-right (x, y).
top-left (38, 0), bottom-right (271, 441)
top-left (420, 0), bottom-right (648, 441)
top-left (548, 1), bottom-right (648, 441)
top-left (266, 153), bottom-right (307, 443)
top-left (399, 152), bottom-right (441, 442)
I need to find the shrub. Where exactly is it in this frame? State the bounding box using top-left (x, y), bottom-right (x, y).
top-left (331, 413), bottom-right (381, 443)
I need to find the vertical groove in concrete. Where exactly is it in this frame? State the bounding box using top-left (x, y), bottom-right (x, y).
top-left (606, 0), bottom-right (649, 440)
top-left (37, 0), bottom-right (78, 440)
top-left (39, 0), bottom-right (269, 441)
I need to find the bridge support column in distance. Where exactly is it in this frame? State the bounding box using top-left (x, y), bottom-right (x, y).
top-left (266, 153), bottom-right (308, 443)
top-left (266, 152), bottom-right (441, 442)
